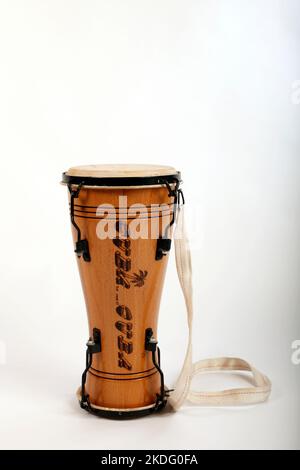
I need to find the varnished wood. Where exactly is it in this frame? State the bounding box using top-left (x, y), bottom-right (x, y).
top-left (68, 186), bottom-right (174, 410)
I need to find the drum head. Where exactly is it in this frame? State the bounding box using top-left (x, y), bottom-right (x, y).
top-left (62, 164), bottom-right (180, 187)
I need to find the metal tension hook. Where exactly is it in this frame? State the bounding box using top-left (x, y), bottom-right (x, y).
top-left (68, 183), bottom-right (91, 262)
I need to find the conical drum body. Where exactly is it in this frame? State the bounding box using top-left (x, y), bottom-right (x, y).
top-left (62, 164), bottom-right (182, 418)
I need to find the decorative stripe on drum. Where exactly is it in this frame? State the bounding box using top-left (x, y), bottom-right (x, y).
top-left (71, 205), bottom-right (174, 217)
top-left (88, 369), bottom-right (158, 381)
top-left (73, 208), bottom-right (174, 216)
top-left (73, 203), bottom-right (175, 210)
top-left (90, 366), bottom-right (156, 376)
top-left (72, 213), bottom-right (173, 220)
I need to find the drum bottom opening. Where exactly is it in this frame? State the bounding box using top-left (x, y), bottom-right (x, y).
top-left (76, 388), bottom-right (167, 420)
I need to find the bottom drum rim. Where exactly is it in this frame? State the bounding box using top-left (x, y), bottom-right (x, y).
top-left (76, 387), bottom-right (167, 420)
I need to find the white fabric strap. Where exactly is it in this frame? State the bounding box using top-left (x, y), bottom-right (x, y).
top-left (168, 205), bottom-right (272, 410)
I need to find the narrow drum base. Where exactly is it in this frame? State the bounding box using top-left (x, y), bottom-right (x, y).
top-left (76, 388), bottom-right (167, 420)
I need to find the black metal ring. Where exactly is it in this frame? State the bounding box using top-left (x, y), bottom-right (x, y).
top-left (79, 399), bottom-right (167, 420)
top-left (62, 172), bottom-right (181, 187)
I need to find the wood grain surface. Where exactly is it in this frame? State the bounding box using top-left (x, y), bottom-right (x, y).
top-left (68, 185), bottom-right (174, 409)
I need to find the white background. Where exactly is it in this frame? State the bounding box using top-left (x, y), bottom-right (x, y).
top-left (0, 0), bottom-right (299, 450)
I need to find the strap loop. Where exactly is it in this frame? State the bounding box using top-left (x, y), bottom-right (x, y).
top-left (169, 205), bottom-right (272, 410)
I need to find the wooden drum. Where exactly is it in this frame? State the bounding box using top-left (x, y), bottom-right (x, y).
top-left (62, 164), bottom-right (182, 419)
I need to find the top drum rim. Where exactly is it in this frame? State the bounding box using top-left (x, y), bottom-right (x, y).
top-left (61, 172), bottom-right (181, 187)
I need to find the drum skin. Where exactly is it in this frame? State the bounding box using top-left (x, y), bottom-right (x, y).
top-left (69, 185), bottom-right (174, 410)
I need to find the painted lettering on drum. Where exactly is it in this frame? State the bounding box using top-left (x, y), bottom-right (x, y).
top-left (118, 352), bottom-right (132, 370)
top-left (113, 238), bottom-right (131, 256)
top-left (115, 321), bottom-right (133, 339)
top-left (112, 223), bottom-right (149, 371)
top-left (116, 305), bottom-right (132, 320)
top-left (118, 335), bottom-right (133, 354)
top-left (113, 228), bottom-right (133, 369)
